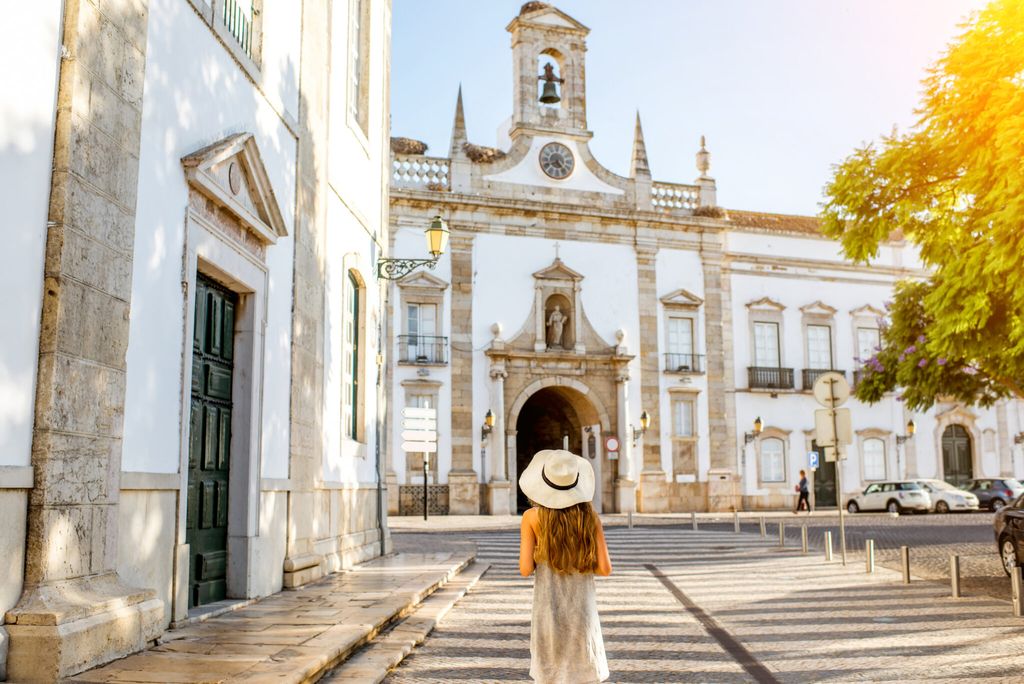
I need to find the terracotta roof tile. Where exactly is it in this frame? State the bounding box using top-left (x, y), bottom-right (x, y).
top-left (725, 209), bottom-right (823, 236)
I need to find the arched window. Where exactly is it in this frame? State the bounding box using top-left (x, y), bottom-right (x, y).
top-left (863, 438), bottom-right (886, 481)
top-left (344, 270), bottom-right (365, 441)
top-left (759, 437), bottom-right (786, 483)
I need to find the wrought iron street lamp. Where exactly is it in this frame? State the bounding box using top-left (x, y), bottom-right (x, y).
top-left (631, 410), bottom-right (650, 447)
top-left (744, 416), bottom-right (763, 445)
top-left (481, 409), bottom-right (495, 441)
top-left (377, 215), bottom-right (450, 280)
top-left (896, 419), bottom-right (916, 446)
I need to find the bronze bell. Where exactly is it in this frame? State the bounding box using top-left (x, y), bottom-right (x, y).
top-left (538, 62), bottom-right (563, 104)
top-left (539, 80), bottom-right (561, 104)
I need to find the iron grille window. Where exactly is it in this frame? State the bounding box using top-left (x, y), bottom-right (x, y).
top-left (221, 0), bottom-right (255, 59)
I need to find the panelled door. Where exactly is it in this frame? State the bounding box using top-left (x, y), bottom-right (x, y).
top-left (942, 425), bottom-right (973, 489)
top-left (811, 441), bottom-right (837, 508)
top-left (186, 274), bottom-right (237, 608)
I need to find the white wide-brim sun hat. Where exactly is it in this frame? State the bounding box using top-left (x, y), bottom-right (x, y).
top-left (519, 449), bottom-right (595, 510)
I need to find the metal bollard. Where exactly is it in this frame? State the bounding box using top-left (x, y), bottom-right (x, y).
top-left (734, 511), bottom-right (740, 533)
top-left (1013, 567), bottom-right (1024, 617)
top-left (628, 511), bottom-right (633, 529)
top-left (824, 531), bottom-right (833, 561)
top-left (865, 539), bottom-right (875, 574)
top-left (900, 546), bottom-right (911, 584)
top-left (778, 521), bottom-right (785, 547)
top-left (759, 516), bottom-right (766, 538)
top-left (801, 525), bottom-right (808, 555)
top-left (691, 511), bottom-right (698, 531)
top-left (950, 555), bottom-right (961, 598)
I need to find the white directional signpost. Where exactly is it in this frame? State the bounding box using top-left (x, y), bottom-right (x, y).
top-left (402, 406), bottom-right (438, 521)
top-left (813, 371), bottom-right (852, 566)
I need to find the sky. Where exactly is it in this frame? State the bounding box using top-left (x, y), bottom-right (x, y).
top-left (390, 0), bottom-right (988, 216)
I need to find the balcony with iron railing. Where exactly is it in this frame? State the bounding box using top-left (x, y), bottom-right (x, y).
top-left (398, 335), bottom-right (448, 364)
top-left (747, 366), bottom-right (795, 390)
top-left (802, 368), bottom-right (845, 390)
top-left (663, 353), bottom-right (705, 374)
top-left (222, 0), bottom-right (255, 59)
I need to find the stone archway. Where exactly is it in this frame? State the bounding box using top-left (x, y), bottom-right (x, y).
top-left (508, 379), bottom-right (614, 513)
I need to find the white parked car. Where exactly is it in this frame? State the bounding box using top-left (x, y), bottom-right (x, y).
top-left (915, 479), bottom-right (980, 513)
top-left (846, 481), bottom-right (932, 514)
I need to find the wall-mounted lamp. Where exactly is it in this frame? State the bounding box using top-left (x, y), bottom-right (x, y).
top-left (481, 409), bottom-right (495, 441)
top-left (377, 215), bottom-right (450, 280)
top-left (744, 416), bottom-right (763, 445)
top-left (896, 419), bottom-right (916, 446)
top-left (631, 410), bottom-right (650, 447)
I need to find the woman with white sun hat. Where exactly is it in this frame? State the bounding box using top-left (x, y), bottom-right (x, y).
top-left (518, 449), bottom-right (612, 683)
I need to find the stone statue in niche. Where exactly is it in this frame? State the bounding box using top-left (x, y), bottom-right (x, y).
top-left (546, 304), bottom-right (568, 349)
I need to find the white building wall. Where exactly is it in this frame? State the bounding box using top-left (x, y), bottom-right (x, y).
top-left (0, 0), bottom-right (63, 471)
top-left (122, 0), bottom-right (299, 477)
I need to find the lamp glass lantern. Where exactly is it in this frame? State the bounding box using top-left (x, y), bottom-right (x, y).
top-left (426, 215), bottom-right (449, 259)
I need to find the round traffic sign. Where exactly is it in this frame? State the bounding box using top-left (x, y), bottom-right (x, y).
top-left (605, 436), bottom-right (620, 452)
top-left (813, 371), bottom-right (851, 408)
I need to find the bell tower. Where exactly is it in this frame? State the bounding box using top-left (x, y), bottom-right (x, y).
top-left (506, 2), bottom-right (591, 140)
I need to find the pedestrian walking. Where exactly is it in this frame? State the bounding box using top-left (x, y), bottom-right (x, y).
top-left (795, 469), bottom-right (811, 513)
top-left (519, 449), bottom-right (612, 684)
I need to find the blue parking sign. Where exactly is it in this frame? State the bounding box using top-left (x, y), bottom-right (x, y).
top-left (808, 451), bottom-right (820, 469)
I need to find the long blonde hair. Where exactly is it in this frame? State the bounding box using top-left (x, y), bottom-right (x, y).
top-left (534, 502), bottom-right (600, 574)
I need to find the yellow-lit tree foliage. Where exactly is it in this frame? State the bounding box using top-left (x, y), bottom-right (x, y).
top-left (821, 0), bottom-right (1024, 410)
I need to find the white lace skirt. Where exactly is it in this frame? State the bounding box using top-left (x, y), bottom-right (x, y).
top-left (530, 562), bottom-right (609, 683)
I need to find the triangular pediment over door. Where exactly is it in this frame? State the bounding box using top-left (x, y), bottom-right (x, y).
top-left (182, 133), bottom-right (287, 245)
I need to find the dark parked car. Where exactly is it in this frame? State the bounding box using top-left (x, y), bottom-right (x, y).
top-left (993, 494), bottom-right (1024, 575)
top-left (967, 478), bottom-right (1024, 511)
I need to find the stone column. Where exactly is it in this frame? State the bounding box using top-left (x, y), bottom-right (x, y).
top-left (998, 401), bottom-right (1012, 476)
top-left (282, 0), bottom-right (331, 587)
top-left (636, 245), bottom-right (668, 512)
top-left (448, 234), bottom-right (480, 513)
top-left (615, 371), bottom-right (637, 513)
top-left (5, 1), bottom-right (164, 679)
top-left (487, 368), bottom-right (511, 515)
top-left (702, 250), bottom-right (740, 512)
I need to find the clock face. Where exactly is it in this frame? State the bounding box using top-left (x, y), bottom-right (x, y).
top-left (539, 142), bottom-right (575, 179)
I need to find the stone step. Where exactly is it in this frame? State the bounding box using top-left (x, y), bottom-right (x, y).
top-left (318, 561), bottom-right (491, 683)
top-left (65, 551), bottom-right (475, 684)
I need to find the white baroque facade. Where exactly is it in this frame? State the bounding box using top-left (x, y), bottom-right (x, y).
top-left (0, 0), bottom-right (392, 679)
top-left (387, 2), bottom-right (1024, 517)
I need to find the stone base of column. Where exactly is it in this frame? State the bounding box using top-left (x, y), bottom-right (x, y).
top-left (487, 481), bottom-right (513, 516)
top-left (447, 471), bottom-right (480, 515)
top-left (639, 470), bottom-right (671, 513)
top-left (5, 573), bottom-right (163, 681)
top-left (707, 468), bottom-right (741, 512)
top-left (615, 478), bottom-right (638, 513)
top-left (282, 552), bottom-right (324, 588)
top-left (386, 471), bottom-right (400, 516)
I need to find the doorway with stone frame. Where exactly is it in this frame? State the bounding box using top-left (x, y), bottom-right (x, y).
top-left (511, 384), bottom-right (610, 514)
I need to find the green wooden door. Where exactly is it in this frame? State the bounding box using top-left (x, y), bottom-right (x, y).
top-left (811, 441), bottom-right (837, 508)
top-left (943, 425), bottom-right (973, 489)
top-left (186, 275), bottom-right (236, 608)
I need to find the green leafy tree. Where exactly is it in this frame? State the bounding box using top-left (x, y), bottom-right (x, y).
top-left (821, 0), bottom-right (1024, 410)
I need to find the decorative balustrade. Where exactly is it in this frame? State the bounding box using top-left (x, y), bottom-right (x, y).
top-left (391, 155), bottom-right (450, 191)
top-left (651, 182), bottom-right (701, 211)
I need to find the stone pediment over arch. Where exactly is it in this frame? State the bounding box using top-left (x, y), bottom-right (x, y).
top-left (182, 133), bottom-right (287, 245)
top-left (397, 270), bottom-right (449, 291)
top-left (533, 257), bottom-right (583, 283)
top-left (661, 288), bottom-right (704, 309)
top-left (509, 4), bottom-right (590, 35)
top-left (800, 300), bottom-right (838, 316)
top-left (850, 304), bottom-right (886, 319)
top-left (746, 296), bottom-right (785, 312)
top-left (934, 404), bottom-right (979, 425)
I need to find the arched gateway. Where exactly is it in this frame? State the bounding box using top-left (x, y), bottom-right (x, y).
top-left (509, 381), bottom-right (613, 513)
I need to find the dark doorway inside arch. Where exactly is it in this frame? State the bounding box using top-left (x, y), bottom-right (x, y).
top-left (942, 425), bottom-right (973, 489)
top-left (514, 386), bottom-right (608, 514)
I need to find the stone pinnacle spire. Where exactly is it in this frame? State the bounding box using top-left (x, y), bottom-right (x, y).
top-left (630, 110), bottom-right (650, 178)
top-left (449, 84), bottom-right (467, 158)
